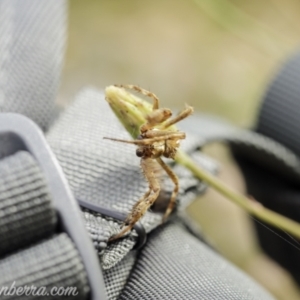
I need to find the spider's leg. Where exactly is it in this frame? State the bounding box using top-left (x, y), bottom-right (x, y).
top-left (109, 158), bottom-right (161, 241)
top-left (103, 137), bottom-right (155, 145)
top-left (142, 129), bottom-right (186, 139)
top-left (114, 84), bottom-right (160, 110)
top-left (128, 189), bottom-right (152, 221)
top-left (161, 105), bottom-right (194, 129)
top-left (139, 132), bottom-right (186, 143)
top-left (140, 108), bottom-right (172, 133)
top-left (103, 137), bottom-right (138, 144)
top-left (109, 189), bottom-right (151, 242)
top-left (113, 84), bottom-right (174, 133)
top-left (144, 132), bottom-right (186, 146)
top-left (156, 157), bottom-right (179, 222)
top-left (144, 132), bottom-right (186, 141)
top-left (142, 131), bottom-right (186, 145)
top-left (104, 134), bottom-right (185, 145)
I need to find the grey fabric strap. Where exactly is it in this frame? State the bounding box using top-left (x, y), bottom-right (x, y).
top-left (257, 52), bottom-right (300, 156)
top-left (119, 220), bottom-right (274, 300)
top-left (0, 2), bottom-right (97, 299)
top-left (0, 233), bottom-right (89, 300)
top-left (103, 251), bottom-right (136, 300)
top-left (0, 151), bottom-right (56, 257)
top-left (0, 0), bottom-right (67, 130)
top-left (0, 151), bottom-right (89, 299)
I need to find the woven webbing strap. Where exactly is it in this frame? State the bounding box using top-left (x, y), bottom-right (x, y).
top-left (0, 0), bottom-right (66, 130)
top-left (257, 52), bottom-right (300, 156)
top-left (0, 233), bottom-right (89, 300)
top-left (0, 151), bottom-right (89, 299)
top-left (119, 220), bottom-right (274, 300)
top-left (0, 151), bottom-right (56, 256)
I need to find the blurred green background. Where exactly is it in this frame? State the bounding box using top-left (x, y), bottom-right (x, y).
top-left (59, 1), bottom-right (300, 299)
top-left (59, 0), bottom-right (300, 127)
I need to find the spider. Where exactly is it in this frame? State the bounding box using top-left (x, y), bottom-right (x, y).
top-left (104, 84), bottom-right (193, 241)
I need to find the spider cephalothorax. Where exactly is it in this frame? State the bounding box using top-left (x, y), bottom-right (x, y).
top-left (104, 84), bottom-right (193, 240)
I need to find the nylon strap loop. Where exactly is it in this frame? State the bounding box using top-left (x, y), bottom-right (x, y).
top-left (0, 151), bottom-right (56, 257)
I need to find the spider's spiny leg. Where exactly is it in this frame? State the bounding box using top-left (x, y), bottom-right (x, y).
top-left (103, 137), bottom-right (154, 145)
top-left (123, 158), bottom-right (161, 232)
top-left (109, 189), bottom-right (152, 241)
top-left (140, 132), bottom-right (186, 143)
top-left (140, 108), bottom-right (172, 133)
top-left (142, 129), bottom-right (185, 139)
top-left (114, 84), bottom-right (160, 110)
top-left (109, 158), bottom-right (161, 241)
top-left (129, 189), bottom-right (152, 216)
top-left (162, 105), bottom-right (194, 129)
top-left (103, 136), bottom-right (163, 146)
top-left (108, 226), bottom-right (132, 242)
top-left (145, 132), bottom-right (186, 141)
top-left (156, 157), bottom-right (179, 222)
top-left (104, 134), bottom-right (185, 146)
top-left (103, 137), bottom-right (138, 144)
top-left (140, 158), bottom-right (161, 207)
top-left (133, 133), bottom-right (186, 145)
top-left (109, 197), bottom-right (155, 242)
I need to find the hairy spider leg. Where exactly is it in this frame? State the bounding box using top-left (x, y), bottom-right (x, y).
top-left (103, 133), bottom-right (186, 145)
top-left (127, 189), bottom-right (152, 222)
top-left (140, 108), bottom-right (172, 133)
top-left (109, 189), bottom-right (151, 242)
top-left (114, 84), bottom-right (160, 110)
top-left (109, 158), bottom-right (160, 241)
top-left (142, 129), bottom-right (186, 139)
top-left (156, 157), bottom-right (179, 222)
top-left (161, 105), bottom-right (194, 129)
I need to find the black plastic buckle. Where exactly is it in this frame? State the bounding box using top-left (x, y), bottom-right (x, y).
top-left (0, 113), bottom-right (107, 300)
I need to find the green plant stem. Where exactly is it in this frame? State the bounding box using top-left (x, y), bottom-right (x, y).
top-left (176, 149), bottom-right (300, 239)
